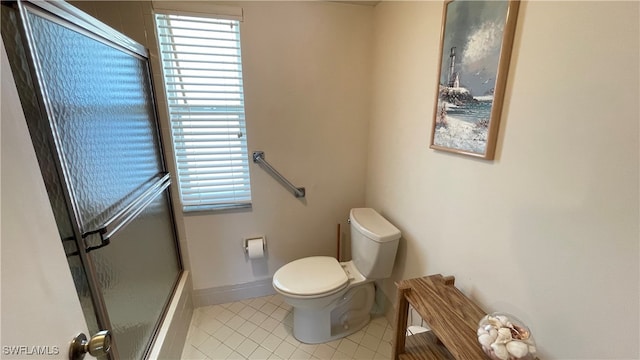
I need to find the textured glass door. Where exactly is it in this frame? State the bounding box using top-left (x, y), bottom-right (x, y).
top-left (1, 2), bottom-right (182, 359)
top-left (86, 190), bottom-right (180, 359)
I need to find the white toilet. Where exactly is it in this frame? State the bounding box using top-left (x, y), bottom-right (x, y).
top-left (272, 208), bottom-right (401, 344)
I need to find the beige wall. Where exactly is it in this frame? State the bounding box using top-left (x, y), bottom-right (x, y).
top-left (72, 1), bottom-right (373, 291)
top-left (368, 1), bottom-right (639, 359)
top-left (188, 1), bottom-right (372, 290)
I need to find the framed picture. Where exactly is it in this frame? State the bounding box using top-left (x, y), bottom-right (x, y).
top-left (430, 0), bottom-right (520, 160)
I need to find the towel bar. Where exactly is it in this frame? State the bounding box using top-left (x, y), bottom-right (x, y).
top-left (83, 173), bottom-right (171, 252)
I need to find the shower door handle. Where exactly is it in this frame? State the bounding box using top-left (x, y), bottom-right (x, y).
top-left (82, 173), bottom-right (170, 252)
top-left (69, 330), bottom-right (111, 360)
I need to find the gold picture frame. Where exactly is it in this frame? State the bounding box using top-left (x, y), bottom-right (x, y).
top-left (430, 0), bottom-right (520, 160)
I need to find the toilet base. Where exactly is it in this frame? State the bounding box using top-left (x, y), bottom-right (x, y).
top-left (291, 282), bottom-right (375, 344)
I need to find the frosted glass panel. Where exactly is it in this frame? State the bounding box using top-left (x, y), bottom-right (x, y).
top-left (11, 6), bottom-right (183, 360)
top-left (26, 11), bottom-right (163, 232)
top-left (89, 190), bottom-right (179, 360)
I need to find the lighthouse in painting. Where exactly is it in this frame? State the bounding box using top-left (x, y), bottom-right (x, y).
top-left (440, 45), bottom-right (472, 105)
top-left (447, 47), bottom-right (459, 88)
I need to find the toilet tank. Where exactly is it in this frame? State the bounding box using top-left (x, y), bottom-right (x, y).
top-left (350, 208), bottom-right (401, 279)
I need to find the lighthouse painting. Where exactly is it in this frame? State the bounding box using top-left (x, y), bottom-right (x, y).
top-left (430, 0), bottom-right (520, 160)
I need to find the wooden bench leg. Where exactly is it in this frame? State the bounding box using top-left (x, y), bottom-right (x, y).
top-left (392, 285), bottom-right (411, 360)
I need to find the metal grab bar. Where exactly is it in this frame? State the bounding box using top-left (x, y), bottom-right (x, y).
top-left (83, 173), bottom-right (171, 252)
top-left (253, 151), bottom-right (305, 198)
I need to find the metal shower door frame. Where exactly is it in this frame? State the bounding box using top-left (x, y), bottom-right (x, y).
top-left (8, 1), bottom-right (183, 359)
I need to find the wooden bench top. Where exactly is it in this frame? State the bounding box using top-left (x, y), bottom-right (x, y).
top-left (394, 274), bottom-right (490, 360)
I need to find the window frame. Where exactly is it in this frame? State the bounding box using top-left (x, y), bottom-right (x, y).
top-left (153, 9), bottom-right (252, 213)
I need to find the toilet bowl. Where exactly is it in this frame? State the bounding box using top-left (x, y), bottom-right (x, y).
top-left (272, 208), bottom-right (401, 344)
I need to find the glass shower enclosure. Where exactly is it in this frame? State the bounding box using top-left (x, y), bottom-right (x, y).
top-left (1, 1), bottom-right (182, 359)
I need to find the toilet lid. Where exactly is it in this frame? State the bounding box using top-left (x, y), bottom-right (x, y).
top-left (273, 256), bottom-right (349, 297)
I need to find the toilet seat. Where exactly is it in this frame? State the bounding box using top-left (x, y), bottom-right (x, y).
top-left (273, 256), bottom-right (349, 298)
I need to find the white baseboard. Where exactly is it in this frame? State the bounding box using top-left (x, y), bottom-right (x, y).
top-left (193, 277), bottom-right (276, 307)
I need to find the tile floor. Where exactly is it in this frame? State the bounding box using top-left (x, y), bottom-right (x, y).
top-left (181, 294), bottom-right (394, 360)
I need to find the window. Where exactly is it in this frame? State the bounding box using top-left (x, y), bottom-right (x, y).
top-left (154, 12), bottom-right (251, 211)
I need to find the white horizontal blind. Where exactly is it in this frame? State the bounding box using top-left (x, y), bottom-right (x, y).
top-left (155, 13), bottom-right (251, 211)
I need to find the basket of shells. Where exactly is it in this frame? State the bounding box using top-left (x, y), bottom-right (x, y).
top-left (477, 313), bottom-right (536, 360)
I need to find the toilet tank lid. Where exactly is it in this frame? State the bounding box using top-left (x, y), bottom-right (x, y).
top-left (350, 208), bottom-right (401, 242)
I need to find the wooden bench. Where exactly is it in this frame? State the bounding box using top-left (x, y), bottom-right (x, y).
top-left (392, 274), bottom-right (490, 360)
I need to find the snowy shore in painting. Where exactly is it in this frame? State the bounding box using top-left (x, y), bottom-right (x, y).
top-left (433, 94), bottom-right (492, 155)
top-left (433, 113), bottom-right (487, 154)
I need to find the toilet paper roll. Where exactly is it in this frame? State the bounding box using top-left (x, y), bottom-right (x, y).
top-left (246, 238), bottom-right (265, 259)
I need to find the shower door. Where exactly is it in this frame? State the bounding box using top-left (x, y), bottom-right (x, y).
top-left (1, 1), bottom-right (181, 359)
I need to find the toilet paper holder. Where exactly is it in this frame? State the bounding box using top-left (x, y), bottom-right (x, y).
top-left (243, 236), bottom-right (266, 255)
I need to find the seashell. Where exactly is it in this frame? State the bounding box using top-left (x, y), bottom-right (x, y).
top-left (488, 328), bottom-right (498, 342)
top-left (491, 343), bottom-right (509, 360)
top-left (506, 341), bottom-right (529, 358)
top-left (495, 315), bottom-right (510, 326)
top-left (496, 327), bottom-right (512, 343)
top-left (478, 334), bottom-right (494, 349)
top-left (511, 324), bottom-right (530, 340)
top-left (487, 316), bottom-right (503, 328)
top-left (478, 327), bottom-right (489, 337)
top-left (528, 344), bottom-right (537, 354)
top-left (504, 322), bottom-right (513, 331)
